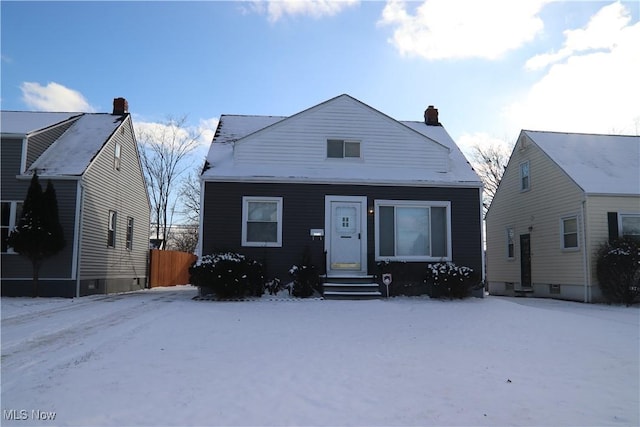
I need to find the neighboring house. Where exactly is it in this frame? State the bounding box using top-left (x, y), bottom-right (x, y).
top-left (1, 98), bottom-right (151, 297)
top-left (199, 94), bottom-right (483, 294)
top-left (486, 130), bottom-right (640, 303)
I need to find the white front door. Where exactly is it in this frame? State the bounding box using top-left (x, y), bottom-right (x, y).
top-left (325, 196), bottom-right (367, 276)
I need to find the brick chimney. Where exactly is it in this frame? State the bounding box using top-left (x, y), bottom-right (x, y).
top-left (113, 97), bottom-right (128, 115)
top-left (424, 105), bottom-right (441, 126)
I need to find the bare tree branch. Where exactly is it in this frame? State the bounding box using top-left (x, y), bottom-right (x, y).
top-left (137, 116), bottom-right (200, 249)
top-left (470, 141), bottom-right (512, 216)
top-left (178, 172), bottom-right (201, 225)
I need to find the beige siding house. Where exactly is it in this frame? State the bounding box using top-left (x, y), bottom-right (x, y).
top-left (486, 130), bottom-right (640, 302)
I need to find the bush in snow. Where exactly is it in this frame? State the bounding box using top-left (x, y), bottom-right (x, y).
top-left (289, 246), bottom-right (320, 298)
top-left (596, 238), bottom-right (640, 306)
top-left (189, 252), bottom-right (264, 299)
top-left (425, 262), bottom-right (474, 299)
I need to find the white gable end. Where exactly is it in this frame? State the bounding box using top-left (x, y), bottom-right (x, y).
top-left (204, 94), bottom-right (480, 186)
top-left (235, 95), bottom-right (448, 169)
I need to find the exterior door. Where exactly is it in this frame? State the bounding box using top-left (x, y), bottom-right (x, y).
top-left (326, 196), bottom-right (367, 276)
top-left (520, 233), bottom-right (532, 289)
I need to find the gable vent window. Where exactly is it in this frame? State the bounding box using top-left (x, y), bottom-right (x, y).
top-left (114, 142), bottom-right (122, 171)
top-left (520, 161), bottom-right (530, 191)
top-left (327, 139), bottom-right (360, 159)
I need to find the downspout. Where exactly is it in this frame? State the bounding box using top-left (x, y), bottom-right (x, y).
top-left (581, 198), bottom-right (590, 303)
top-left (479, 186), bottom-right (486, 295)
top-left (74, 181), bottom-right (85, 298)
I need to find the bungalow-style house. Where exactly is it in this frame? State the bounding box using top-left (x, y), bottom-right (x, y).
top-left (486, 130), bottom-right (640, 303)
top-left (199, 94), bottom-right (484, 297)
top-left (1, 98), bottom-right (151, 297)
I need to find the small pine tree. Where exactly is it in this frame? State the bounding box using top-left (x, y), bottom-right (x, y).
top-left (7, 173), bottom-right (66, 297)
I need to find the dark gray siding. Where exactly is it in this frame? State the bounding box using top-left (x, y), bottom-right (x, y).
top-left (1, 138), bottom-right (25, 198)
top-left (26, 119), bottom-right (77, 169)
top-left (1, 180), bottom-right (78, 296)
top-left (202, 182), bottom-right (482, 282)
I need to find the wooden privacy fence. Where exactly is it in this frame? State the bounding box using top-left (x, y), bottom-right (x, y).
top-left (149, 249), bottom-right (198, 287)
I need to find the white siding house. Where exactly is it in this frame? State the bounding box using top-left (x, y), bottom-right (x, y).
top-left (486, 130), bottom-right (640, 302)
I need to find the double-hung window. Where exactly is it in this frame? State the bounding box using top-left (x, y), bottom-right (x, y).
top-left (506, 227), bottom-right (515, 258)
top-left (126, 217), bottom-right (134, 250)
top-left (619, 213), bottom-right (640, 241)
top-left (107, 210), bottom-right (117, 247)
top-left (242, 196), bottom-right (283, 247)
top-left (375, 200), bottom-right (450, 261)
top-left (561, 216), bottom-right (579, 250)
top-left (520, 161), bottom-right (530, 191)
top-left (1, 201), bottom-right (23, 253)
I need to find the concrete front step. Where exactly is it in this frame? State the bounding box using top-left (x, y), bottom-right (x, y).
top-left (322, 280), bottom-right (382, 300)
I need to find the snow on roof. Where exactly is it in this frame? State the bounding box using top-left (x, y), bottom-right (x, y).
top-left (203, 111), bottom-right (480, 186)
top-left (525, 130), bottom-right (640, 195)
top-left (1, 111), bottom-right (81, 135)
top-left (29, 114), bottom-right (125, 176)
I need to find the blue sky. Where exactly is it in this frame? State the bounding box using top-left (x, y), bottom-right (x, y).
top-left (2, 0), bottom-right (639, 161)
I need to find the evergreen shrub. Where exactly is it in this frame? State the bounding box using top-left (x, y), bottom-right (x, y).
top-left (289, 246), bottom-right (320, 298)
top-left (425, 262), bottom-right (474, 299)
top-left (596, 237), bottom-right (640, 306)
top-left (189, 252), bottom-right (264, 299)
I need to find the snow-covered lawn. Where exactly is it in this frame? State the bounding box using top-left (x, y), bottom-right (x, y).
top-left (1, 286), bottom-right (638, 426)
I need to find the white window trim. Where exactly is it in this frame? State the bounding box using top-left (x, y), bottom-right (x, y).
top-left (506, 227), bottom-right (515, 259)
top-left (241, 196), bottom-right (283, 247)
top-left (618, 212), bottom-right (640, 239)
top-left (560, 214), bottom-right (580, 251)
top-left (374, 199), bottom-right (451, 262)
top-left (1, 201), bottom-right (22, 254)
top-left (519, 160), bottom-right (530, 192)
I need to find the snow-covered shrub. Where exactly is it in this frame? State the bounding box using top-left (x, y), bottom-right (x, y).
top-left (189, 252), bottom-right (264, 299)
top-left (425, 262), bottom-right (474, 299)
top-left (596, 238), bottom-right (640, 306)
top-left (289, 247), bottom-right (320, 298)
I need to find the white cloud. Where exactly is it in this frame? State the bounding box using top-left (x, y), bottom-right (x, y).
top-left (134, 116), bottom-right (218, 154)
top-left (526, 2), bottom-right (633, 70)
top-left (379, 0), bottom-right (548, 60)
top-left (249, 0), bottom-right (359, 23)
top-left (506, 2), bottom-right (640, 135)
top-left (20, 82), bottom-right (95, 112)
top-left (197, 117), bottom-right (219, 148)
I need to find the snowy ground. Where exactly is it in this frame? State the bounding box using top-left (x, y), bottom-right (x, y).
top-left (1, 286), bottom-right (638, 427)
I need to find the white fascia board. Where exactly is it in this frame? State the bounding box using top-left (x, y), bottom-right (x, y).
top-left (202, 175), bottom-right (483, 188)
